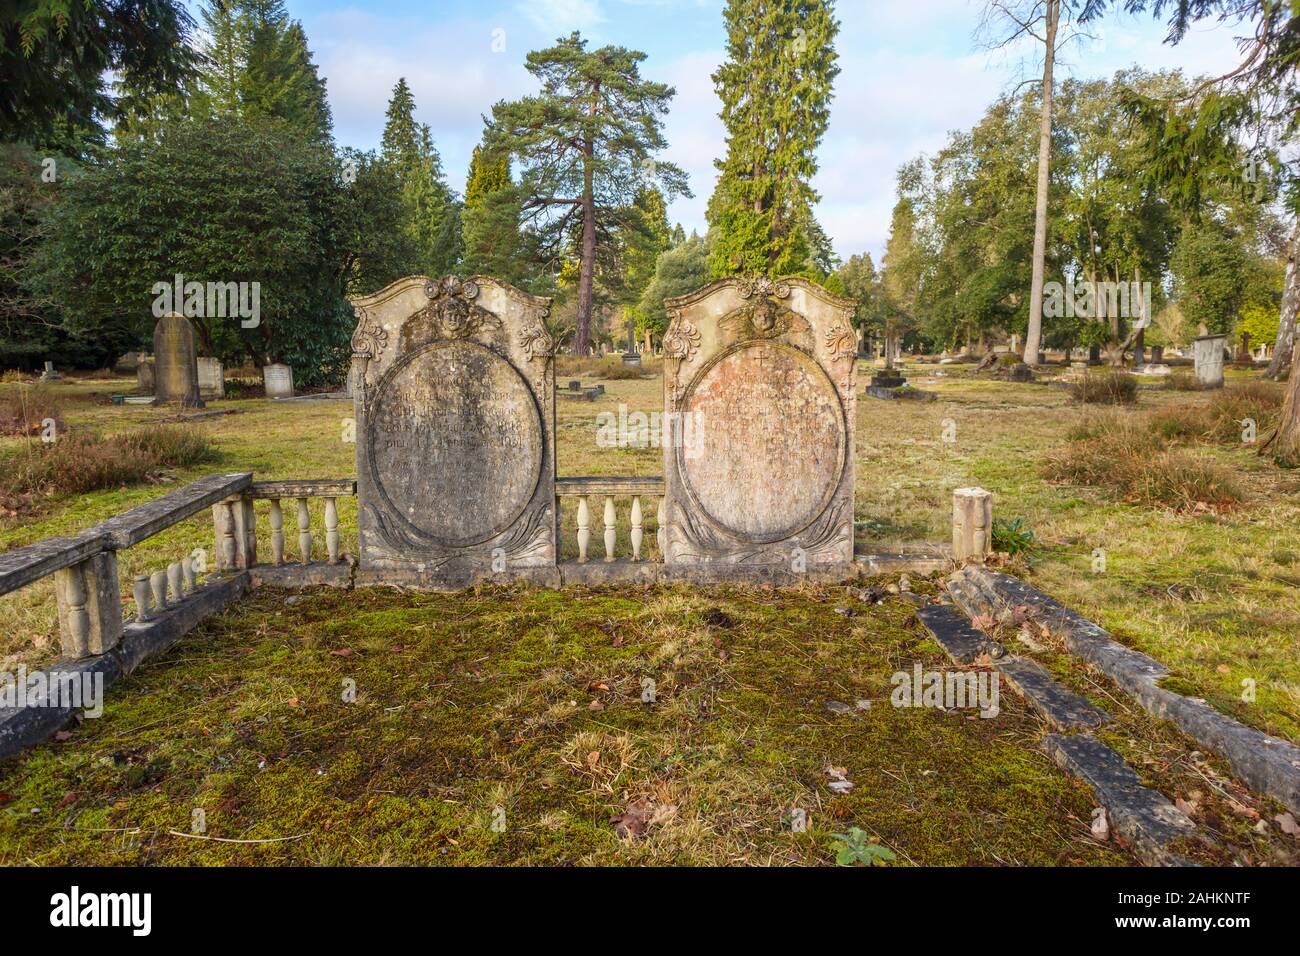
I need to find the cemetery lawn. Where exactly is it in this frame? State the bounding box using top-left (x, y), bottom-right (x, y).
top-left (0, 365), bottom-right (1298, 865)
top-left (0, 582), bottom-right (1141, 865)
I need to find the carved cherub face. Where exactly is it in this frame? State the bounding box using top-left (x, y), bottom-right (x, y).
top-left (752, 298), bottom-right (781, 333)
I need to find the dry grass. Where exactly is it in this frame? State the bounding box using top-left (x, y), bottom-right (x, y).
top-left (1149, 381), bottom-right (1284, 444)
top-left (0, 426), bottom-right (217, 505)
top-left (0, 384), bottom-right (64, 438)
top-left (555, 355), bottom-right (659, 381)
top-left (1070, 369), bottom-right (1138, 405)
top-left (1042, 414), bottom-right (1242, 510)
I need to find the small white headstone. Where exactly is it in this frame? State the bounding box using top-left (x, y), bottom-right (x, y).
top-left (1192, 334), bottom-right (1227, 388)
top-left (263, 363), bottom-right (294, 398)
top-left (196, 357), bottom-right (224, 399)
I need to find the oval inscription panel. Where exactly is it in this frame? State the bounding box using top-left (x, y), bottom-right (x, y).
top-left (678, 341), bottom-right (845, 543)
top-left (368, 341), bottom-right (543, 548)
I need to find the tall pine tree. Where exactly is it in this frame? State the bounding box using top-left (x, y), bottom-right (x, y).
top-left (381, 78), bottom-right (461, 277)
top-left (707, 0), bottom-right (840, 277)
top-left (192, 0), bottom-right (332, 143)
top-left (487, 32), bottom-right (689, 354)
top-left (461, 140), bottom-right (538, 288)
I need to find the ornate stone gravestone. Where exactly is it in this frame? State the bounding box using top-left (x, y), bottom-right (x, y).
top-left (197, 357), bottom-right (225, 400)
top-left (660, 275), bottom-right (858, 575)
top-left (262, 363), bottom-right (294, 398)
top-left (1193, 334), bottom-right (1227, 388)
top-left (152, 313), bottom-right (203, 407)
top-left (349, 275), bottom-right (558, 588)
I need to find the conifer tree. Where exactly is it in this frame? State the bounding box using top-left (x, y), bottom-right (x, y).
top-left (707, 0), bottom-right (840, 277)
top-left (381, 78), bottom-right (461, 277)
top-left (487, 32), bottom-right (689, 354)
top-left (193, 0), bottom-right (332, 143)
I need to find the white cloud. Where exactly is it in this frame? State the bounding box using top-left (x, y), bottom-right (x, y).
top-left (516, 0), bottom-right (606, 35)
top-left (298, 0), bottom-right (1253, 263)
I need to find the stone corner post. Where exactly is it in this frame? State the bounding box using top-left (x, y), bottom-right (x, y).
top-left (952, 487), bottom-right (993, 565)
top-left (212, 494), bottom-right (257, 570)
top-left (54, 550), bottom-right (123, 658)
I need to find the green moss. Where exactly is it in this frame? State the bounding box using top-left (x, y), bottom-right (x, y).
top-left (0, 583), bottom-right (1139, 866)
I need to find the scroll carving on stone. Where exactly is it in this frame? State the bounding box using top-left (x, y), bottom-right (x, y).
top-left (660, 276), bottom-right (858, 569)
top-left (347, 275), bottom-right (557, 587)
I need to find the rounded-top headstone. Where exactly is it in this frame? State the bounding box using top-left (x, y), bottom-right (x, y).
top-left (152, 313), bottom-right (203, 407)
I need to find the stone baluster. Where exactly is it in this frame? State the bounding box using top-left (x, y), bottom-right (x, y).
top-left (324, 497), bottom-right (340, 565)
top-left (297, 497), bottom-right (312, 564)
top-left (59, 563), bottom-right (91, 658)
top-left (269, 499), bottom-right (285, 565)
top-left (132, 574), bottom-right (152, 622)
top-left (212, 495), bottom-right (255, 570)
top-left (657, 498), bottom-right (666, 561)
top-left (54, 551), bottom-right (122, 659)
top-left (576, 495), bottom-right (591, 564)
top-left (167, 561), bottom-right (183, 603)
top-left (150, 569), bottom-right (169, 610)
top-left (242, 496), bottom-right (257, 564)
top-left (952, 487), bottom-right (993, 564)
top-left (603, 496), bottom-right (617, 563)
top-left (218, 500), bottom-right (237, 570)
top-left (630, 496), bottom-right (643, 562)
top-left (182, 556), bottom-right (196, 595)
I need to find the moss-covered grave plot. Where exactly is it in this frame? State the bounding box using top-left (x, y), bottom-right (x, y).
top-left (0, 581), bottom-right (1132, 866)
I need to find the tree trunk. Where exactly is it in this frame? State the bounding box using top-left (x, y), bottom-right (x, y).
top-left (1023, 0), bottom-right (1058, 368)
top-left (575, 145), bottom-right (596, 357)
top-left (1265, 217), bottom-right (1299, 381)
top-left (1269, 353), bottom-right (1300, 463)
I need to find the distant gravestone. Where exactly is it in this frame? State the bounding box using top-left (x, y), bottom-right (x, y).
top-left (1193, 334), bottom-right (1227, 388)
top-left (660, 275), bottom-right (857, 570)
top-left (136, 356), bottom-right (155, 393)
top-left (152, 313), bottom-right (203, 407)
top-left (196, 357), bottom-right (224, 400)
top-left (113, 351), bottom-right (141, 376)
top-left (348, 275), bottom-right (558, 587)
top-left (39, 361), bottom-right (60, 382)
top-left (262, 363), bottom-right (294, 398)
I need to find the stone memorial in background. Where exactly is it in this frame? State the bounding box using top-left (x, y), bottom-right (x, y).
top-left (197, 356), bottom-right (225, 400)
top-left (349, 275), bottom-right (558, 587)
top-left (136, 356), bottom-right (155, 393)
top-left (660, 275), bottom-right (858, 571)
top-left (263, 363), bottom-right (294, 398)
top-left (621, 318), bottom-right (641, 366)
top-left (152, 313), bottom-right (203, 407)
top-left (1193, 333), bottom-right (1227, 388)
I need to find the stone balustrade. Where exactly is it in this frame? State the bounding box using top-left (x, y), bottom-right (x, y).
top-left (244, 479), bottom-right (355, 569)
top-left (555, 477), bottom-right (666, 563)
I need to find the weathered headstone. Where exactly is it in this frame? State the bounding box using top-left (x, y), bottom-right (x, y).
top-left (262, 363), bottom-right (294, 398)
top-left (152, 313), bottom-right (203, 407)
top-left (136, 356), bottom-right (155, 393)
top-left (660, 275), bottom-right (857, 572)
top-left (39, 361), bottom-right (60, 381)
top-left (349, 275), bottom-right (558, 587)
top-left (196, 356), bottom-right (224, 400)
top-left (1193, 333), bottom-right (1227, 388)
top-left (113, 351), bottom-right (142, 376)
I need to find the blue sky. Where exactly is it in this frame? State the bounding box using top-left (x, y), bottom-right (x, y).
top-left (222, 0), bottom-right (1250, 261)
